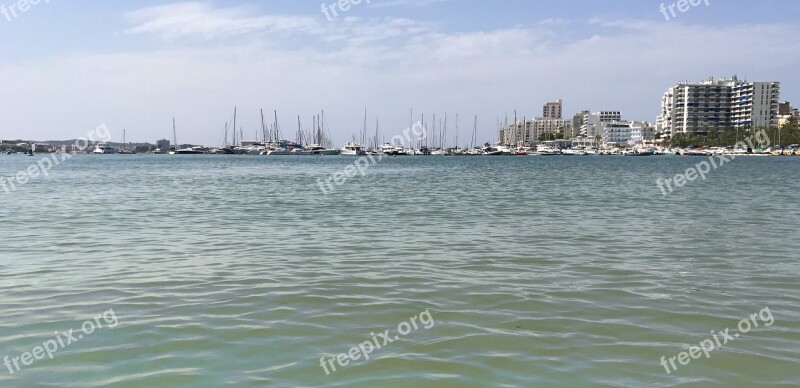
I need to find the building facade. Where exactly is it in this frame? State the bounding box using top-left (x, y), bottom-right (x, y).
top-left (156, 139), bottom-right (171, 150)
top-left (499, 118), bottom-right (571, 146)
top-left (543, 99), bottom-right (563, 119)
top-left (656, 76), bottom-right (780, 137)
top-left (581, 111), bottom-right (621, 138)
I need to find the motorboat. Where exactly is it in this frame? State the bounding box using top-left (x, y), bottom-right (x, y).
top-left (380, 143), bottom-right (407, 156)
top-left (301, 144), bottom-right (340, 156)
top-left (171, 146), bottom-right (207, 155)
top-left (482, 145), bottom-right (514, 155)
top-left (340, 140), bottom-right (367, 156)
top-left (93, 144), bottom-right (117, 154)
top-left (536, 145), bottom-right (562, 156)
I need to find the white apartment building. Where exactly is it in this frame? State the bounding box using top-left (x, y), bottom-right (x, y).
top-left (656, 76), bottom-right (780, 137)
top-left (543, 100), bottom-right (563, 119)
top-left (499, 118), bottom-right (571, 146)
top-left (601, 120), bottom-right (655, 145)
top-left (601, 121), bottom-right (633, 145)
top-left (580, 111), bottom-right (621, 138)
top-left (731, 82), bottom-right (781, 128)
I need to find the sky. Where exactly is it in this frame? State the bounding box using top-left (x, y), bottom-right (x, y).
top-left (0, 0), bottom-right (798, 146)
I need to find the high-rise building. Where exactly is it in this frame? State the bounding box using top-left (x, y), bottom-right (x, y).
top-left (570, 110), bottom-right (589, 139)
top-left (156, 139), bottom-right (171, 150)
top-left (543, 99), bottom-right (563, 119)
top-left (581, 111), bottom-right (621, 138)
top-left (779, 101), bottom-right (792, 116)
top-left (656, 76), bottom-right (780, 137)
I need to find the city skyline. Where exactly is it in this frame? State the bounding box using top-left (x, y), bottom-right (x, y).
top-left (1, 0), bottom-right (798, 146)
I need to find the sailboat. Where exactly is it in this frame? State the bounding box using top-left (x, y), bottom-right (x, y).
top-left (169, 118), bottom-right (204, 155)
top-left (264, 111), bottom-right (297, 155)
top-left (300, 111), bottom-right (340, 155)
top-left (118, 129), bottom-right (135, 154)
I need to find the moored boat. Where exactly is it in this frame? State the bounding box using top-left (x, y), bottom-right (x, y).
top-left (93, 144), bottom-right (117, 154)
top-left (340, 139), bottom-right (367, 156)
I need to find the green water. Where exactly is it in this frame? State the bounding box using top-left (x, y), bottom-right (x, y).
top-left (1, 154), bottom-right (798, 387)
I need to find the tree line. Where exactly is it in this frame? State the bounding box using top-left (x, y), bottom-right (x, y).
top-left (666, 118), bottom-right (800, 148)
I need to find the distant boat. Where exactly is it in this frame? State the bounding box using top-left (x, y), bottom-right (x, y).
top-left (299, 144), bottom-right (339, 155)
top-left (536, 145), bottom-right (561, 156)
top-left (482, 145), bottom-right (513, 156)
top-left (174, 147), bottom-right (206, 154)
top-left (342, 110), bottom-right (369, 156)
top-left (625, 148), bottom-right (655, 156)
top-left (93, 144), bottom-right (116, 154)
top-left (340, 139), bottom-right (366, 156)
top-left (152, 148), bottom-right (166, 154)
top-left (380, 143), bottom-right (406, 156)
top-left (118, 129), bottom-right (136, 154)
top-left (169, 117), bottom-right (179, 155)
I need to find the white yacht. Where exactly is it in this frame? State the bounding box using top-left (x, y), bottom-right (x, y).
top-left (482, 145), bottom-right (514, 156)
top-left (93, 144), bottom-right (117, 154)
top-left (235, 144), bottom-right (267, 155)
top-left (264, 148), bottom-right (300, 156)
top-left (380, 143), bottom-right (407, 156)
top-left (171, 146), bottom-right (207, 155)
top-left (536, 145), bottom-right (562, 156)
top-left (340, 140), bottom-right (367, 156)
top-left (300, 144), bottom-right (340, 156)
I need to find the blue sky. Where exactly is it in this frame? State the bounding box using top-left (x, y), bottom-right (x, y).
top-left (1, 0), bottom-right (798, 145)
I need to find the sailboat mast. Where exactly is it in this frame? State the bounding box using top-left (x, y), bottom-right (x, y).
top-left (273, 110), bottom-right (279, 143)
top-left (297, 115), bottom-right (302, 145)
top-left (261, 109), bottom-right (266, 143)
top-left (173, 117), bottom-right (177, 148)
top-left (472, 115), bottom-right (478, 149)
top-left (442, 112), bottom-right (447, 150)
top-left (456, 113), bottom-right (459, 149)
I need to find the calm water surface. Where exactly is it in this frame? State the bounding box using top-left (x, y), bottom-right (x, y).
top-left (1, 154), bottom-right (799, 387)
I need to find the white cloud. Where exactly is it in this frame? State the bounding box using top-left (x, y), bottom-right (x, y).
top-left (123, 2), bottom-right (324, 39)
top-left (368, 0), bottom-right (452, 8)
